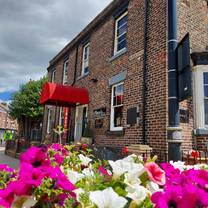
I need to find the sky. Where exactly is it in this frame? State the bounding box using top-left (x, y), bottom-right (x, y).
top-left (0, 0), bottom-right (112, 102)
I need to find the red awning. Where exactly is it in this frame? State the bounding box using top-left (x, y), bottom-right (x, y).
top-left (39, 82), bottom-right (89, 107)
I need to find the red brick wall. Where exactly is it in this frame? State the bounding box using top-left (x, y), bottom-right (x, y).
top-left (41, 0), bottom-right (207, 153)
top-left (177, 0), bottom-right (208, 150)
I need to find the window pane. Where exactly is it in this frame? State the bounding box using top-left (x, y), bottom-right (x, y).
top-left (116, 94), bottom-right (123, 105)
top-left (204, 86), bottom-right (208, 97)
top-left (117, 24), bottom-right (127, 36)
top-left (114, 106), bottom-right (123, 127)
top-left (205, 100), bottom-right (208, 125)
top-left (118, 38), bottom-right (126, 51)
top-left (84, 67), bottom-right (89, 74)
top-left (117, 15), bottom-right (127, 28)
top-left (204, 73), bottom-right (208, 85)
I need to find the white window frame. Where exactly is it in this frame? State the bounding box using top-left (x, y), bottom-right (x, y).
top-left (114, 11), bottom-right (128, 55)
top-left (63, 60), bottom-right (69, 84)
top-left (81, 43), bottom-right (90, 76)
top-left (51, 69), bottom-right (56, 83)
top-left (193, 65), bottom-right (208, 129)
top-left (110, 82), bottom-right (124, 131)
top-left (47, 108), bottom-right (52, 133)
top-left (59, 107), bottom-right (64, 126)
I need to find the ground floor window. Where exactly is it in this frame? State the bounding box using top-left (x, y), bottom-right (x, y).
top-left (110, 82), bottom-right (124, 131)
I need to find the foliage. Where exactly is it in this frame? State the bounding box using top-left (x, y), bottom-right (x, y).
top-left (0, 144), bottom-right (208, 208)
top-left (9, 76), bottom-right (47, 121)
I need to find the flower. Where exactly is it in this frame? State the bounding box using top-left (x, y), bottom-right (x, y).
top-left (50, 167), bottom-right (76, 192)
top-left (122, 147), bottom-right (128, 155)
top-left (89, 187), bottom-right (127, 208)
top-left (145, 162), bottom-right (165, 186)
top-left (81, 143), bottom-right (87, 151)
top-left (67, 170), bottom-right (84, 184)
top-left (0, 164), bottom-right (14, 173)
top-left (126, 184), bottom-right (150, 205)
top-left (78, 154), bottom-right (92, 166)
top-left (54, 153), bottom-right (64, 165)
top-left (20, 146), bottom-right (50, 169)
top-left (109, 159), bottom-right (144, 179)
top-left (98, 166), bottom-right (112, 177)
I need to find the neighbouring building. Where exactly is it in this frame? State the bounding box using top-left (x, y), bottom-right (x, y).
top-left (0, 103), bottom-right (18, 144)
top-left (40, 0), bottom-right (208, 156)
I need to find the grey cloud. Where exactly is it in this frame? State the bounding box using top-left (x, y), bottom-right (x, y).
top-left (0, 0), bottom-right (112, 93)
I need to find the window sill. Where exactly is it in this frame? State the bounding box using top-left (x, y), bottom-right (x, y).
top-left (106, 130), bottom-right (124, 136)
top-left (193, 128), bottom-right (208, 136)
top-left (109, 48), bottom-right (127, 62)
top-left (77, 72), bottom-right (89, 81)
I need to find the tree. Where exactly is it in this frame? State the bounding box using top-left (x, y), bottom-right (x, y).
top-left (9, 76), bottom-right (47, 121)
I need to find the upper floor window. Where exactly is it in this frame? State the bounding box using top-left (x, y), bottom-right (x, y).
top-left (82, 43), bottom-right (90, 75)
top-left (63, 60), bottom-right (69, 85)
top-left (51, 69), bottom-right (56, 83)
top-left (114, 12), bottom-right (128, 55)
top-left (110, 82), bottom-right (124, 131)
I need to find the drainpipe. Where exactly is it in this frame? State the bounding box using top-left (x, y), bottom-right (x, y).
top-left (168, 0), bottom-right (182, 161)
top-left (72, 46), bottom-right (79, 86)
top-left (142, 0), bottom-right (150, 145)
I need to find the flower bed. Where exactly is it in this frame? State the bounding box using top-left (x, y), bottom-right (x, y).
top-left (0, 144), bottom-right (208, 208)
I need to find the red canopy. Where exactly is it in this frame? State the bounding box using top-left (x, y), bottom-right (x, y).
top-left (39, 82), bottom-right (89, 107)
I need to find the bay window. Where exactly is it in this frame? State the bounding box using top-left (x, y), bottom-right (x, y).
top-left (193, 65), bottom-right (208, 130)
top-left (110, 82), bottom-right (124, 131)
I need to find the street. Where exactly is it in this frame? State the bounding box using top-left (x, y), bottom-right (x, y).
top-left (0, 147), bottom-right (19, 169)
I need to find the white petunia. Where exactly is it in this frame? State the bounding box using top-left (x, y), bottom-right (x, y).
top-left (126, 184), bottom-right (149, 205)
top-left (170, 161), bottom-right (185, 172)
top-left (109, 160), bottom-right (144, 179)
top-left (67, 170), bottom-right (84, 184)
top-left (123, 154), bottom-right (143, 162)
top-left (89, 187), bottom-right (127, 208)
top-left (22, 196), bottom-right (37, 208)
top-left (78, 154), bottom-right (92, 166)
top-left (146, 181), bottom-right (161, 193)
top-left (124, 171), bottom-right (142, 186)
top-left (82, 167), bottom-right (95, 177)
top-left (73, 188), bottom-right (85, 202)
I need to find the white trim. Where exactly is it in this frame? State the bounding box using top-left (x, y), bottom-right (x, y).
top-left (74, 104), bottom-right (88, 141)
top-left (81, 43), bottom-right (90, 76)
top-left (51, 69), bottom-right (56, 83)
top-left (193, 65), bottom-right (208, 129)
top-left (110, 82), bottom-right (124, 131)
top-left (46, 108), bottom-right (52, 133)
top-left (63, 60), bottom-right (69, 84)
top-left (114, 11), bottom-right (128, 55)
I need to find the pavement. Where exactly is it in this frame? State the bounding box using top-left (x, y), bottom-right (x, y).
top-left (0, 147), bottom-right (19, 169)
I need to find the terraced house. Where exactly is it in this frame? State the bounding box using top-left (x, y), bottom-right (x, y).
top-left (40, 0), bottom-right (208, 158)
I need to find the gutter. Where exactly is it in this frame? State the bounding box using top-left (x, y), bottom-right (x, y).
top-left (142, 0), bottom-right (150, 145)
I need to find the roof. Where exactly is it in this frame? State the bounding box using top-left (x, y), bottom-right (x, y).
top-left (48, 0), bottom-right (128, 68)
top-left (0, 103), bottom-right (9, 113)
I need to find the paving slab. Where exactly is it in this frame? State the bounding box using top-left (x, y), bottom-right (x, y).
top-left (0, 147), bottom-right (19, 169)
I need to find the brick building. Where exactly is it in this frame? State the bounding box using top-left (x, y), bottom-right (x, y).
top-left (0, 103), bottom-right (18, 143)
top-left (40, 0), bottom-right (208, 154)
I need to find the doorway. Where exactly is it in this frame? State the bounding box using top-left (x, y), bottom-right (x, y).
top-left (74, 105), bottom-right (88, 142)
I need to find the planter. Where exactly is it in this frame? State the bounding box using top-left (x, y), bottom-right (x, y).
top-left (80, 137), bottom-right (92, 145)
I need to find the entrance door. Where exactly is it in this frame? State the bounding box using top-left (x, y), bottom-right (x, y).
top-left (74, 105), bottom-right (88, 142)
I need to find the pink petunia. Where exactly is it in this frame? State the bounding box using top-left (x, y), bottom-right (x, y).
top-left (54, 154), bottom-right (64, 165)
top-left (98, 166), bottom-right (112, 177)
top-left (145, 162), bottom-right (166, 186)
top-left (0, 164), bottom-right (14, 173)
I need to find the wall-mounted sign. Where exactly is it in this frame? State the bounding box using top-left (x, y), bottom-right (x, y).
top-left (180, 109), bottom-right (189, 123)
top-left (95, 119), bottom-right (103, 128)
top-left (93, 108), bottom-right (106, 118)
